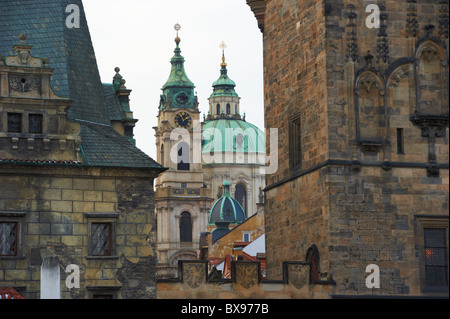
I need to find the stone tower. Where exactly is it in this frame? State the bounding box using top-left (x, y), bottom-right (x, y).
top-left (154, 27), bottom-right (213, 279)
top-left (248, 0), bottom-right (449, 297)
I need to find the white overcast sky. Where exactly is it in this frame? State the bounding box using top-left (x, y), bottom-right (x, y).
top-left (83, 0), bottom-right (264, 160)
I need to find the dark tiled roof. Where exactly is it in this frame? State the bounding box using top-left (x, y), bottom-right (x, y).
top-left (103, 84), bottom-right (123, 122)
top-left (0, 0), bottom-right (163, 170)
top-left (79, 121), bottom-right (161, 168)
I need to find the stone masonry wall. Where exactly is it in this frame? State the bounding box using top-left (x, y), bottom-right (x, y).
top-left (256, 0), bottom-right (449, 296)
top-left (0, 164), bottom-right (157, 299)
top-left (157, 260), bottom-right (335, 299)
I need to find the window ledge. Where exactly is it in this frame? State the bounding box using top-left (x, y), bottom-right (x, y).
top-left (0, 255), bottom-right (25, 260)
top-left (86, 256), bottom-right (119, 260)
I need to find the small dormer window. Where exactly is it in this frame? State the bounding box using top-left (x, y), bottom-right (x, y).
top-left (7, 113), bottom-right (22, 133)
top-left (29, 114), bottom-right (43, 134)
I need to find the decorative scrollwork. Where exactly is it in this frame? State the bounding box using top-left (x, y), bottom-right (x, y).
top-left (9, 76), bottom-right (40, 93)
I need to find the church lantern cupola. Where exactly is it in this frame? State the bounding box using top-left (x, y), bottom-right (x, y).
top-left (207, 41), bottom-right (241, 120)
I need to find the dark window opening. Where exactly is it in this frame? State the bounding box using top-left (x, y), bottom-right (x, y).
top-left (7, 113), bottom-right (21, 133)
top-left (235, 184), bottom-right (247, 215)
top-left (177, 142), bottom-right (190, 171)
top-left (0, 222), bottom-right (17, 256)
top-left (124, 125), bottom-right (133, 139)
top-left (29, 114), bottom-right (43, 134)
top-left (180, 211), bottom-right (192, 242)
top-left (91, 223), bottom-right (111, 256)
top-left (289, 114), bottom-right (301, 170)
top-left (424, 228), bottom-right (448, 289)
top-left (226, 103), bottom-right (231, 115)
top-left (216, 104), bottom-right (221, 115)
top-left (306, 244), bottom-right (320, 283)
top-left (397, 128), bottom-right (404, 154)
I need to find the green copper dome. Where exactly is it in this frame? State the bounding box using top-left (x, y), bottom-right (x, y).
top-left (208, 181), bottom-right (246, 226)
top-left (159, 36), bottom-right (196, 109)
top-left (210, 55), bottom-right (239, 98)
top-left (202, 119), bottom-right (265, 154)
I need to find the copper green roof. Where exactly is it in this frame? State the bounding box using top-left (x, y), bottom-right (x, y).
top-left (159, 37), bottom-right (196, 109)
top-left (202, 119), bottom-right (265, 154)
top-left (210, 56), bottom-right (239, 98)
top-left (208, 181), bottom-right (246, 225)
top-left (162, 38), bottom-right (195, 90)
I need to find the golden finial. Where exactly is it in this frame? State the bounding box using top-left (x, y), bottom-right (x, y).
top-left (220, 40), bottom-right (227, 67)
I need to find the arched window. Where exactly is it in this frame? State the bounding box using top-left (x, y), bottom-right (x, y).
top-left (180, 211), bottom-right (192, 242)
top-left (216, 104), bottom-right (221, 115)
top-left (177, 142), bottom-right (190, 171)
top-left (226, 103), bottom-right (231, 114)
top-left (235, 183), bottom-right (247, 215)
top-left (306, 244), bottom-right (320, 283)
top-left (160, 143), bottom-right (164, 166)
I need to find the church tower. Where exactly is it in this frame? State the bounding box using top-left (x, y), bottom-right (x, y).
top-left (154, 25), bottom-right (213, 279)
top-left (202, 44), bottom-right (266, 218)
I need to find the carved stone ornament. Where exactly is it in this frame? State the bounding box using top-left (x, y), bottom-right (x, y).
top-left (388, 64), bottom-right (410, 88)
top-left (9, 76), bottom-right (41, 93)
top-left (345, 5), bottom-right (359, 63)
top-left (287, 264), bottom-right (309, 289)
top-left (235, 263), bottom-right (258, 289)
top-left (438, 3), bottom-right (449, 39)
top-left (420, 46), bottom-right (439, 63)
top-left (406, 3), bottom-right (419, 37)
top-left (183, 263), bottom-right (205, 289)
top-left (357, 72), bottom-right (384, 95)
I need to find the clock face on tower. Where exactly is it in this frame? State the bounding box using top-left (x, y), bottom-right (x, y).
top-left (174, 112), bottom-right (192, 128)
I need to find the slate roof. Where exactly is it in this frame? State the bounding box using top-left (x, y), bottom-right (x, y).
top-left (0, 0), bottom-right (163, 170)
top-left (103, 84), bottom-right (123, 122)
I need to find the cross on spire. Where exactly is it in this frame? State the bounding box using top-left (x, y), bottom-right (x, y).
top-left (220, 40), bottom-right (227, 67)
top-left (174, 23), bottom-right (181, 36)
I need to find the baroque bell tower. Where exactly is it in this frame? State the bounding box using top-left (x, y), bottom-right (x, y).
top-left (153, 24), bottom-right (213, 279)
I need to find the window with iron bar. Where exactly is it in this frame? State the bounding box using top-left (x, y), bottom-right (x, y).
top-left (0, 222), bottom-right (17, 256)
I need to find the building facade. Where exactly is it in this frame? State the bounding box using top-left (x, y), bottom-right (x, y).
top-left (247, 0), bottom-right (449, 297)
top-left (0, 1), bottom-right (164, 299)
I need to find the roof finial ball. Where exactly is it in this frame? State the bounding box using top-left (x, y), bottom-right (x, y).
top-left (19, 33), bottom-right (27, 44)
top-left (114, 67), bottom-right (120, 74)
top-left (174, 23), bottom-right (181, 44)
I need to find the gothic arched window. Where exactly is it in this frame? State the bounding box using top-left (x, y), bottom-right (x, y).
top-left (177, 142), bottom-right (190, 171)
top-left (180, 211), bottom-right (192, 242)
top-left (235, 183), bottom-right (247, 215)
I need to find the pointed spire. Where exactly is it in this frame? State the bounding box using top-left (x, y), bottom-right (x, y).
top-left (160, 24), bottom-right (196, 109)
